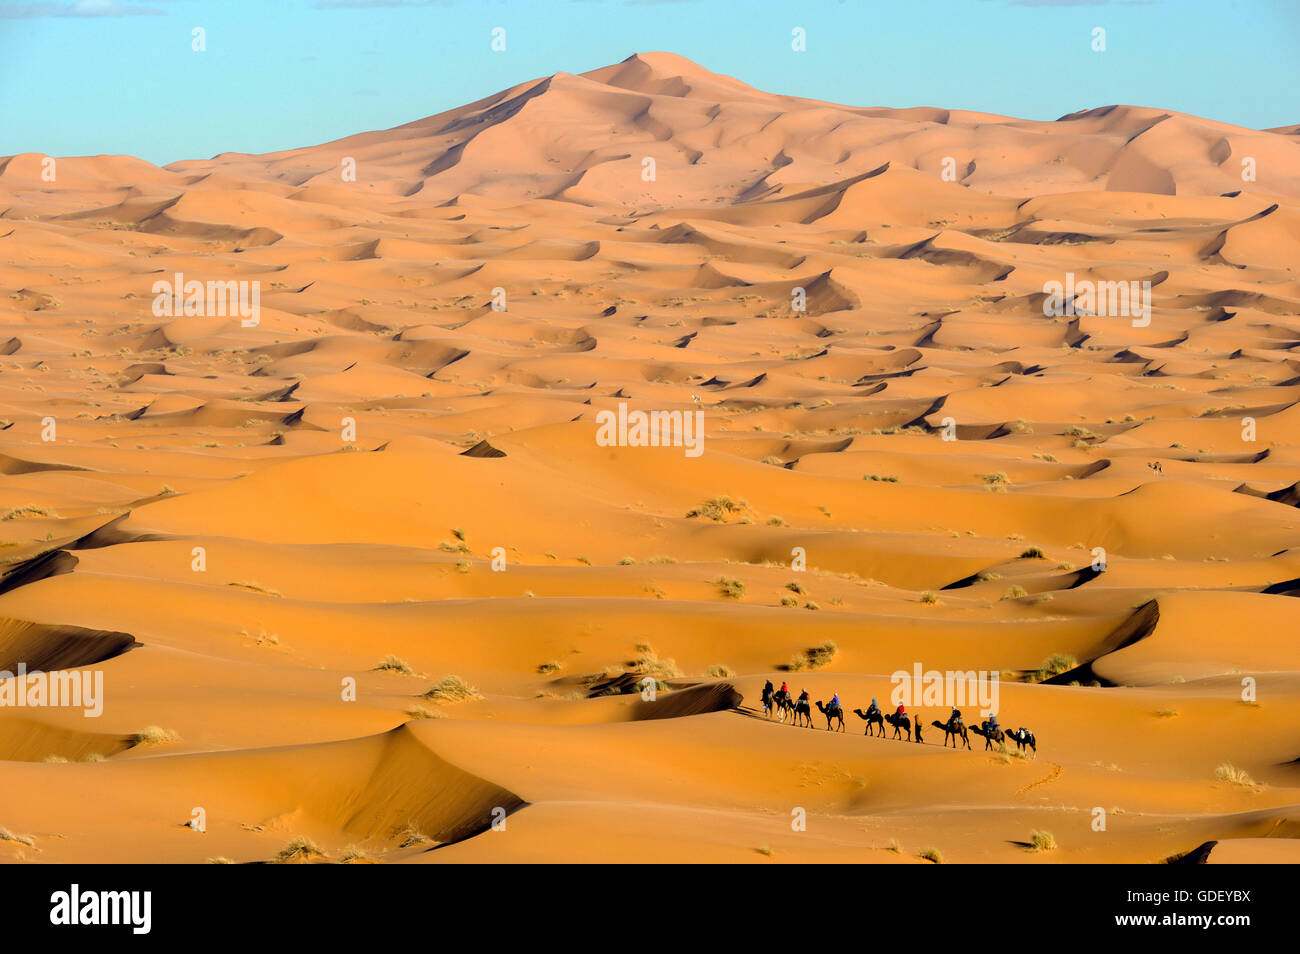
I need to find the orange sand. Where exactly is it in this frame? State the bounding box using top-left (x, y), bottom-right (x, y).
top-left (0, 53), bottom-right (1297, 864)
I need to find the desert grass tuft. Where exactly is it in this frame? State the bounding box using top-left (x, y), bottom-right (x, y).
top-left (396, 827), bottom-right (430, 848)
top-left (275, 836), bottom-right (326, 864)
top-left (1028, 829), bottom-right (1057, 852)
top-left (786, 640), bottom-right (837, 671)
top-left (0, 827), bottom-right (34, 847)
top-left (1035, 653), bottom-right (1077, 681)
top-left (374, 654), bottom-right (415, 675)
top-left (422, 676), bottom-right (482, 703)
top-left (1, 505), bottom-right (58, 521)
top-left (131, 726), bottom-right (180, 746)
top-left (406, 705), bottom-right (446, 720)
top-left (633, 650), bottom-right (682, 680)
top-left (1215, 763), bottom-right (1256, 787)
top-left (338, 845), bottom-right (374, 864)
top-left (717, 576), bottom-right (745, 599)
top-left (685, 495), bottom-right (750, 522)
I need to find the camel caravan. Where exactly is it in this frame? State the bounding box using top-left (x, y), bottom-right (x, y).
top-left (759, 680), bottom-right (1037, 758)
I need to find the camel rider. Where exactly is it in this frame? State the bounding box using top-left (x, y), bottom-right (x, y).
top-left (894, 703), bottom-right (906, 718)
top-left (798, 688), bottom-right (809, 704)
top-left (949, 706), bottom-right (962, 726)
top-left (764, 679), bottom-right (774, 694)
top-left (986, 713), bottom-right (1000, 733)
top-left (867, 697), bottom-right (880, 717)
top-left (779, 681), bottom-right (789, 696)
top-left (830, 692), bottom-right (841, 710)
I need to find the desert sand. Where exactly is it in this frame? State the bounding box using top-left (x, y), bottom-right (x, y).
top-left (0, 52), bottom-right (1298, 864)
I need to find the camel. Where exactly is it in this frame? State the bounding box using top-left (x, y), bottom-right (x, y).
top-left (773, 689), bottom-right (791, 722)
top-left (816, 700), bottom-right (845, 732)
top-left (853, 707), bottom-right (886, 737)
top-left (792, 696), bottom-right (814, 728)
top-left (1148, 461), bottom-right (1163, 475)
top-left (970, 722), bottom-right (1005, 750)
top-left (884, 711), bottom-right (912, 741)
top-left (1006, 726), bottom-right (1037, 758)
top-left (931, 716), bottom-right (970, 750)
top-left (761, 683), bottom-right (775, 719)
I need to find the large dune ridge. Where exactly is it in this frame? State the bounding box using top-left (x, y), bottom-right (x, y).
top-left (0, 52), bottom-right (1298, 864)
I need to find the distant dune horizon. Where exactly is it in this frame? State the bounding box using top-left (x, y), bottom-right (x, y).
top-left (6, 52), bottom-right (1299, 200)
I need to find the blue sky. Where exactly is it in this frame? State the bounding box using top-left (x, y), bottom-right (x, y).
top-left (1, 0), bottom-right (1296, 166)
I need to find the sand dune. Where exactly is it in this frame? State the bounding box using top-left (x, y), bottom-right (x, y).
top-left (0, 52), bottom-right (1298, 864)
